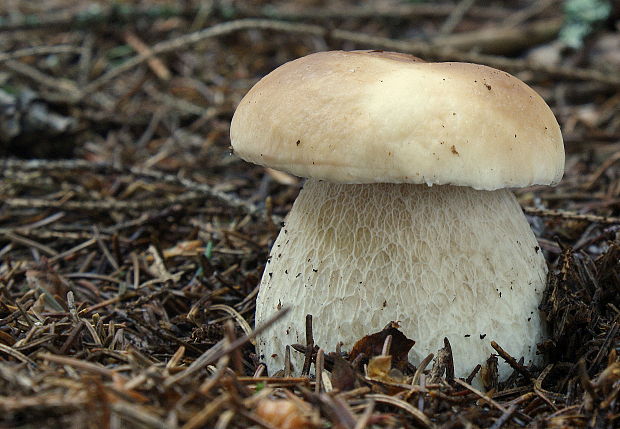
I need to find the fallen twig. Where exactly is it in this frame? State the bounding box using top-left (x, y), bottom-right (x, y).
top-left (367, 393), bottom-right (433, 428)
top-left (523, 207), bottom-right (620, 224)
top-left (490, 341), bottom-right (533, 381)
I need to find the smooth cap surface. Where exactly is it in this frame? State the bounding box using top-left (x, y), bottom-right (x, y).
top-left (230, 50), bottom-right (564, 190)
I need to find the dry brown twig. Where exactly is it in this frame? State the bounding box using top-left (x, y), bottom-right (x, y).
top-left (2, 193), bottom-right (206, 212)
top-left (523, 207), bottom-right (620, 224)
top-left (438, 0), bottom-right (478, 35)
top-left (490, 341), bottom-right (533, 381)
top-left (366, 393), bottom-right (433, 428)
top-left (1, 60), bottom-right (81, 97)
top-left (0, 45), bottom-right (81, 63)
top-left (122, 31), bottom-right (171, 82)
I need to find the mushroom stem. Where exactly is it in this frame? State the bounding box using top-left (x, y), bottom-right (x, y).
top-left (256, 179), bottom-right (547, 378)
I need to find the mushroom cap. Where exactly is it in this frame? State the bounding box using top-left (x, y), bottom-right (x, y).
top-left (230, 50), bottom-right (564, 190)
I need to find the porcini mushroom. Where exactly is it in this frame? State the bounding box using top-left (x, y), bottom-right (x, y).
top-left (230, 51), bottom-right (564, 378)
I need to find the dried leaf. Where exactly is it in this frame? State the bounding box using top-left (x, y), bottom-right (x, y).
top-left (366, 355), bottom-right (407, 385)
top-left (255, 399), bottom-right (313, 429)
top-left (162, 240), bottom-right (203, 258)
top-left (367, 355), bottom-right (391, 379)
top-left (481, 355), bottom-right (499, 391)
top-left (330, 353), bottom-right (358, 391)
top-left (349, 322), bottom-right (415, 370)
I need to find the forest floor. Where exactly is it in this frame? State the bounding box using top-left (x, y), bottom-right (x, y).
top-left (0, 1), bottom-right (619, 428)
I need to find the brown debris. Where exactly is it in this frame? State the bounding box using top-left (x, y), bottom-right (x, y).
top-left (0, 1), bottom-right (619, 427)
top-left (255, 398), bottom-right (315, 429)
top-left (349, 322), bottom-right (415, 371)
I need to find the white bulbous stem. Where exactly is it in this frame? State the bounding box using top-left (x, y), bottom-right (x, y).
top-left (255, 179), bottom-right (547, 379)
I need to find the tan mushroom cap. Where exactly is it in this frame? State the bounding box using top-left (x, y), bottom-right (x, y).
top-left (230, 50), bottom-right (564, 190)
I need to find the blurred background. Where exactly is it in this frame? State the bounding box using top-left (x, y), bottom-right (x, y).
top-left (1, 1), bottom-right (619, 190)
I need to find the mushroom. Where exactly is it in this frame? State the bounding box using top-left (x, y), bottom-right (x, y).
top-left (230, 50), bottom-right (564, 379)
